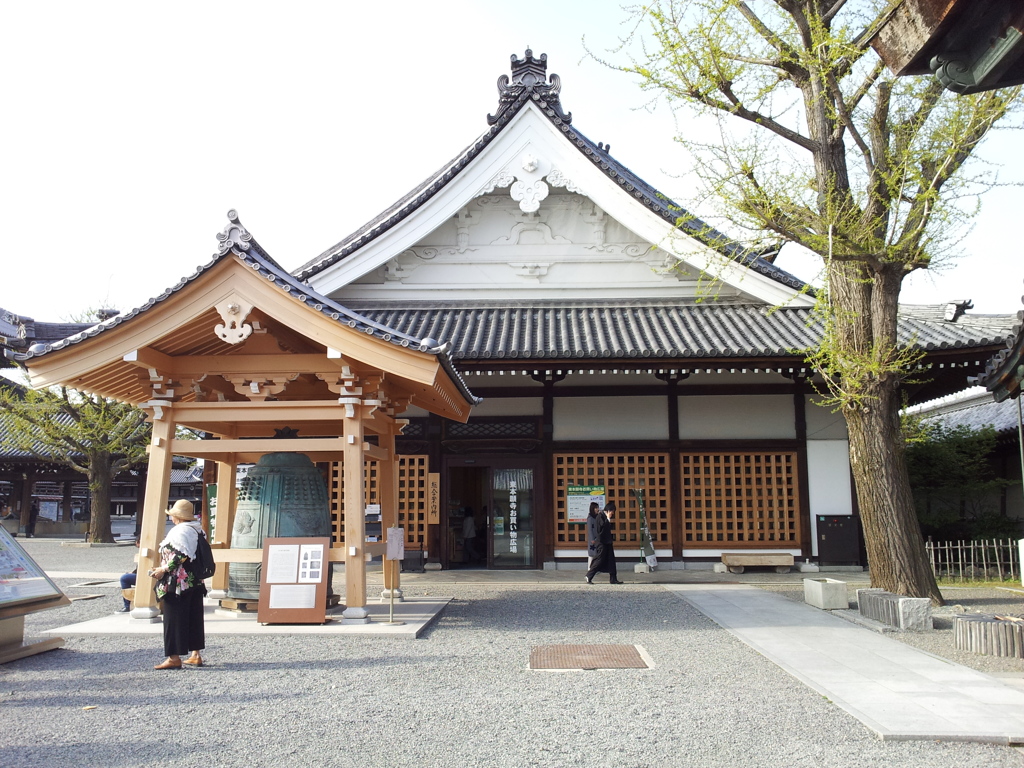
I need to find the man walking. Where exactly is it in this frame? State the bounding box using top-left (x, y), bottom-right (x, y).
top-left (586, 501), bottom-right (623, 584)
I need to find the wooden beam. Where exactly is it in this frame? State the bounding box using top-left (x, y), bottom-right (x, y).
top-left (124, 348), bottom-right (347, 377)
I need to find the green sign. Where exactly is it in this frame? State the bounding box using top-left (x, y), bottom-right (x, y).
top-left (566, 485), bottom-right (605, 524)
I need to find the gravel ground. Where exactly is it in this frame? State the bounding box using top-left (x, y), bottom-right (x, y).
top-left (3, 540), bottom-right (1024, 768)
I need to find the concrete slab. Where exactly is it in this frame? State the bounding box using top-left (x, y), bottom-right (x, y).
top-left (665, 584), bottom-right (1024, 745)
top-left (44, 595), bottom-right (451, 639)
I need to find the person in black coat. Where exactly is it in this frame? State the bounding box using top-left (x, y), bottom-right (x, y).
top-left (586, 501), bottom-right (623, 584)
top-left (585, 502), bottom-right (600, 570)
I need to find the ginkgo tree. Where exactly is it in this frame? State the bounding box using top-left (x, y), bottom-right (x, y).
top-left (0, 376), bottom-right (151, 544)
top-left (601, 0), bottom-right (1022, 602)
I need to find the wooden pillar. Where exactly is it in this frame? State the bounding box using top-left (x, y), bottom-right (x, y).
top-left (657, 371), bottom-right (687, 561)
top-left (133, 404), bottom-right (176, 618)
top-left (379, 416), bottom-right (401, 596)
top-left (793, 376), bottom-right (813, 558)
top-left (61, 479), bottom-right (73, 523)
top-left (425, 414), bottom-right (443, 567)
top-left (18, 475), bottom-right (34, 536)
top-left (209, 459), bottom-right (237, 596)
top-left (342, 401), bottom-right (369, 622)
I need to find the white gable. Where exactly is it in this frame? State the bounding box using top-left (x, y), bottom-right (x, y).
top-left (308, 103), bottom-right (813, 307)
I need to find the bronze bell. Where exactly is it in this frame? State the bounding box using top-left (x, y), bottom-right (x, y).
top-left (227, 452), bottom-right (332, 599)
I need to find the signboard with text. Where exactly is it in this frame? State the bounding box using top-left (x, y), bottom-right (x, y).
top-left (566, 485), bottom-right (605, 524)
top-left (427, 473), bottom-right (440, 524)
top-left (256, 537), bottom-right (331, 625)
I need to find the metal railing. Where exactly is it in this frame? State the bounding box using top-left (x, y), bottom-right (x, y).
top-left (925, 538), bottom-right (1021, 582)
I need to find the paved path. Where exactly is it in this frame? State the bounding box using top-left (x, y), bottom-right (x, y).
top-left (666, 584), bottom-right (1024, 745)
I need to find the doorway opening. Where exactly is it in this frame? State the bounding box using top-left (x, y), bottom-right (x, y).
top-left (447, 466), bottom-right (488, 569)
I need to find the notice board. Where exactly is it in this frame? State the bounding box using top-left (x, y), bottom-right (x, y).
top-left (0, 526), bottom-right (68, 612)
top-left (256, 537), bottom-right (331, 625)
top-left (0, 526), bottom-right (70, 664)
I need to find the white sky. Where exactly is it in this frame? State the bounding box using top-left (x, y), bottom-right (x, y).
top-left (3, 1), bottom-right (1023, 323)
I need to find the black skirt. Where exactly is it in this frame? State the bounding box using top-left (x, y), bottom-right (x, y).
top-left (162, 587), bottom-right (205, 656)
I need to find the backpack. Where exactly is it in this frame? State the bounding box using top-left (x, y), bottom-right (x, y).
top-left (192, 532), bottom-right (217, 580)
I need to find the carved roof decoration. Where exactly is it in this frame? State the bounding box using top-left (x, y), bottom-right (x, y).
top-left (294, 50), bottom-right (805, 294)
top-left (6, 211), bottom-right (479, 408)
top-left (971, 280), bottom-right (1024, 401)
top-left (487, 49), bottom-right (571, 126)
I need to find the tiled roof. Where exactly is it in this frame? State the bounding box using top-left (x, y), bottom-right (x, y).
top-left (919, 395), bottom-right (1022, 436)
top-left (0, 408), bottom-right (80, 461)
top-left (343, 300), bottom-right (1015, 363)
top-left (0, 307), bottom-right (92, 366)
top-left (293, 51), bottom-right (807, 293)
top-left (7, 212), bottom-right (480, 407)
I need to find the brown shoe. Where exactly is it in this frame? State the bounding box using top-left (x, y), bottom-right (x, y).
top-left (183, 653), bottom-right (203, 667)
top-left (154, 658), bottom-right (182, 670)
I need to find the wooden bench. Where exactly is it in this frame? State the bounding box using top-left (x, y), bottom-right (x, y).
top-left (721, 553), bottom-right (794, 574)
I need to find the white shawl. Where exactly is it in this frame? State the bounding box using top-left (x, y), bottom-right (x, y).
top-left (160, 520), bottom-right (201, 560)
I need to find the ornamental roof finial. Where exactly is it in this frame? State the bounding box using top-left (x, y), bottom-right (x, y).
top-left (488, 49), bottom-right (572, 126)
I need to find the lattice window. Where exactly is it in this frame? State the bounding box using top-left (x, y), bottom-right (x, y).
top-left (329, 457), bottom-right (428, 546)
top-left (445, 419), bottom-right (540, 439)
top-left (401, 419), bottom-right (427, 438)
top-left (681, 452), bottom-right (800, 546)
top-left (397, 455), bottom-right (429, 546)
top-left (553, 453), bottom-right (672, 549)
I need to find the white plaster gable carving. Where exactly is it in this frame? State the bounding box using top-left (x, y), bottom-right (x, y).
top-left (309, 101), bottom-right (813, 308)
top-left (350, 192), bottom-right (708, 297)
top-left (490, 214), bottom-right (570, 246)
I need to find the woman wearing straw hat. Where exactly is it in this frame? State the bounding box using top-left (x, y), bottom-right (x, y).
top-left (149, 499), bottom-right (207, 669)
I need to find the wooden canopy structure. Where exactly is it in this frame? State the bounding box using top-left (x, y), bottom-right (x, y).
top-left (14, 211), bottom-right (478, 621)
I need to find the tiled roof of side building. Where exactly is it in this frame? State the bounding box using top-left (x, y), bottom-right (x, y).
top-left (342, 299), bottom-right (1016, 362)
top-left (293, 50), bottom-right (807, 293)
top-left (919, 395), bottom-right (1023, 436)
top-left (0, 307), bottom-right (94, 364)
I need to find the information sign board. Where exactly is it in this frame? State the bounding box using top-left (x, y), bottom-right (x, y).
top-left (0, 526), bottom-right (66, 609)
top-left (566, 485), bottom-right (605, 524)
top-left (256, 537), bottom-right (331, 625)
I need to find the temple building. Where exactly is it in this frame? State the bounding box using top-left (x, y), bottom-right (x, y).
top-left (290, 50), bottom-right (1016, 571)
top-left (6, 51), bottom-right (1017, 583)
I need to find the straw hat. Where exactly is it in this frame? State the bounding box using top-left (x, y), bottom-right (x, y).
top-left (166, 499), bottom-right (195, 521)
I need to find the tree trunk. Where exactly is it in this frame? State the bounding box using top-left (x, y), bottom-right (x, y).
top-left (844, 381), bottom-right (943, 604)
top-left (829, 260), bottom-right (943, 604)
top-left (87, 451), bottom-right (114, 544)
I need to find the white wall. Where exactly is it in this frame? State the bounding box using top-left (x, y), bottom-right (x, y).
top-left (806, 439), bottom-right (854, 555)
top-left (806, 397), bottom-right (848, 439)
top-left (554, 396), bottom-right (668, 440)
top-left (468, 397), bottom-right (543, 417)
top-left (679, 395), bottom-right (794, 439)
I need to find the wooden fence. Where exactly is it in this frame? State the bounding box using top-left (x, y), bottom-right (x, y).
top-left (925, 538), bottom-right (1022, 582)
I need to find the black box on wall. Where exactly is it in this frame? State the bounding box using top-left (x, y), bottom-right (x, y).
top-left (817, 515), bottom-right (863, 566)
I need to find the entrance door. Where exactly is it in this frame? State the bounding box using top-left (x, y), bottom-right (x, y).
top-left (445, 459), bottom-right (539, 569)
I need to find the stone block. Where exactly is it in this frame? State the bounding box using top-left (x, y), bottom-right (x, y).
top-left (857, 588), bottom-right (933, 631)
top-left (803, 578), bottom-right (848, 610)
top-left (634, 563), bottom-right (651, 574)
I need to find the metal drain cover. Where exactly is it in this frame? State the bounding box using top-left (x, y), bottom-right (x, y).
top-left (530, 644), bottom-right (648, 670)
